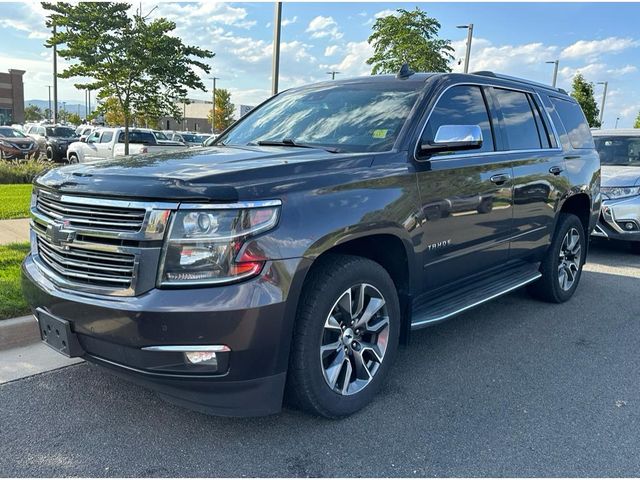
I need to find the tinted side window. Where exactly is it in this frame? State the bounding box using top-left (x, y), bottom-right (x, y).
top-left (550, 97), bottom-right (594, 149)
top-left (100, 131), bottom-right (113, 143)
top-left (422, 85), bottom-right (494, 154)
top-left (493, 88), bottom-right (541, 150)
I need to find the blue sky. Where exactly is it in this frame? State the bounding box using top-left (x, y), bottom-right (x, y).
top-left (1, 1), bottom-right (639, 127)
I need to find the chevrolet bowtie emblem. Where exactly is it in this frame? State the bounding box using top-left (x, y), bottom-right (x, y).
top-left (46, 220), bottom-right (76, 246)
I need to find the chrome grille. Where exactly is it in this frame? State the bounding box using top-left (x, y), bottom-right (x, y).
top-left (37, 192), bottom-right (146, 232)
top-left (37, 235), bottom-right (135, 289)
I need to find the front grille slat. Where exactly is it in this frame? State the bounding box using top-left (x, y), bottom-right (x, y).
top-left (37, 194), bottom-right (146, 232)
top-left (37, 235), bottom-right (135, 289)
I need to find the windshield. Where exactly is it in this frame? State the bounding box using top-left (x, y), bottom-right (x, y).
top-left (181, 133), bottom-right (205, 143)
top-left (218, 82), bottom-right (422, 153)
top-left (45, 127), bottom-right (76, 137)
top-left (154, 131), bottom-right (170, 141)
top-left (594, 136), bottom-right (640, 166)
top-left (0, 127), bottom-right (26, 138)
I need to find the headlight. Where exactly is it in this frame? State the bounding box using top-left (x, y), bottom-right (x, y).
top-left (601, 186), bottom-right (640, 200)
top-left (0, 140), bottom-right (14, 148)
top-left (158, 202), bottom-right (281, 286)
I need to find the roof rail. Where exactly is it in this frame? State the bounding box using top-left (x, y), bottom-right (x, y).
top-left (471, 71), bottom-right (568, 95)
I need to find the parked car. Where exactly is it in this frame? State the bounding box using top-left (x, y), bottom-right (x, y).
top-left (0, 126), bottom-right (39, 160)
top-left (75, 125), bottom-right (95, 142)
top-left (592, 129), bottom-right (640, 253)
top-left (66, 127), bottom-right (189, 163)
top-left (163, 131), bottom-right (210, 147)
top-left (22, 70), bottom-right (600, 418)
top-left (25, 124), bottom-right (78, 162)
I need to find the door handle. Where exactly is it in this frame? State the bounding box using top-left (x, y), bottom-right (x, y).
top-left (490, 173), bottom-right (510, 185)
top-left (549, 165), bottom-right (564, 175)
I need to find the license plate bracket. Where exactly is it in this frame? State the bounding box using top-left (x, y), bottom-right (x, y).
top-left (36, 309), bottom-right (85, 357)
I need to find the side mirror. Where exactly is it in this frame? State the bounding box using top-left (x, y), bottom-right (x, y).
top-left (80, 135), bottom-right (87, 143)
top-left (420, 125), bottom-right (483, 156)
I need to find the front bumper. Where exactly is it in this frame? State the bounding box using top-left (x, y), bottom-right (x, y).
top-left (592, 195), bottom-right (640, 242)
top-left (1, 144), bottom-right (39, 160)
top-left (22, 254), bottom-right (311, 416)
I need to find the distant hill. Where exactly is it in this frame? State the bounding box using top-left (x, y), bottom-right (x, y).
top-left (25, 99), bottom-right (92, 116)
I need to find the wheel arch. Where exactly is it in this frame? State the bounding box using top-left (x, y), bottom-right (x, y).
top-left (557, 192), bottom-right (592, 237)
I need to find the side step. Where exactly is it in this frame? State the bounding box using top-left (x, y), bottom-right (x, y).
top-left (411, 264), bottom-right (541, 330)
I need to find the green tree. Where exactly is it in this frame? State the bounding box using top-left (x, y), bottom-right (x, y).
top-left (207, 88), bottom-right (235, 132)
top-left (67, 112), bottom-right (81, 125)
top-left (98, 96), bottom-right (159, 127)
top-left (570, 74), bottom-right (601, 128)
top-left (24, 105), bottom-right (44, 122)
top-left (43, 2), bottom-right (213, 154)
top-left (634, 111), bottom-right (640, 129)
top-left (366, 8), bottom-right (454, 74)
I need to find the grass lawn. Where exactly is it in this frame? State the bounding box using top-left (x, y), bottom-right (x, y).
top-left (0, 242), bottom-right (30, 320)
top-left (0, 184), bottom-right (32, 220)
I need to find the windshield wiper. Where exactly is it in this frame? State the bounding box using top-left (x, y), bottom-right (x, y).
top-left (256, 138), bottom-right (342, 153)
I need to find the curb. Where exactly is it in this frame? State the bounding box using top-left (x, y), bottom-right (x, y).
top-left (0, 315), bottom-right (40, 351)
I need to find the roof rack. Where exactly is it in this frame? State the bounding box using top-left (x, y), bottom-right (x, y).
top-left (471, 71), bottom-right (568, 95)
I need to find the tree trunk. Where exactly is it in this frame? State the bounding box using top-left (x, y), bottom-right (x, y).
top-left (124, 114), bottom-right (130, 156)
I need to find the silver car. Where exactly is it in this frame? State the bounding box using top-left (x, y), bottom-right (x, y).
top-left (592, 129), bottom-right (640, 253)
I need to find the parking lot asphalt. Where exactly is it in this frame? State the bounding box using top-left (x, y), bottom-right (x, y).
top-left (1, 240), bottom-right (639, 477)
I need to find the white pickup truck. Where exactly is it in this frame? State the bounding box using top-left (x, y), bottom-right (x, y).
top-left (66, 127), bottom-right (188, 163)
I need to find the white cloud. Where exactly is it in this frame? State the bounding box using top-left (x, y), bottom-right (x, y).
top-left (322, 41), bottom-right (374, 77)
top-left (324, 45), bottom-right (340, 57)
top-left (374, 9), bottom-right (400, 19)
top-left (561, 37), bottom-right (640, 59)
top-left (156, 3), bottom-right (256, 29)
top-left (608, 64), bottom-right (637, 76)
top-left (281, 16), bottom-right (298, 27)
top-left (306, 15), bottom-right (343, 40)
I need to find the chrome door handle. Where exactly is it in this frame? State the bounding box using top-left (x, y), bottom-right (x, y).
top-left (490, 173), bottom-right (510, 185)
top-left (549, 165), bottom-right (564, 175)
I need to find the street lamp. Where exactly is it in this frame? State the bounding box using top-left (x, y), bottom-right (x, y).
top-left (456, 23), bottom-right (474, 73)
top-left (615, 117), bottom-right (620, 129)
top-left (208, 76), bottom-right (220, 133)
top-left (597, 81), bottom-right (608, 127)
top-left (271, 2), bottom-right (282, 95)
top-left (326, 71), bottom-right (340, 80)
top-left (47, 85), bottom-right (52, 121)
top-left (545, 60), bottom-right (559, 88)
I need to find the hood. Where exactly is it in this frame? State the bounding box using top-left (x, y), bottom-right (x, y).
top-left (35, 145), bottom-right (374, 201)
top-left (48, 136), bottom-right (77, 142)
top-left (0, 136), bottom-right (35, 146)
top-left (601, 165), bottom-right (640, 187)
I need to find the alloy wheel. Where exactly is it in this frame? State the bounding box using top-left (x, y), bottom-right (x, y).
top-left (320, 283), bottom-right (390, 396)
top-left (558, 227), bottom-right (582, 291)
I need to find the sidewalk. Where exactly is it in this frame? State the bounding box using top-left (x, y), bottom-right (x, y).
top-left (0, 342), bottom-right (83, 384)
top-left (0, 218), bottom-right (30, 245)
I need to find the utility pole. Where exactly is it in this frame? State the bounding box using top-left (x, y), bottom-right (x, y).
top-left (456, 23), bottom-right (474, 73)
top-left (209, 77), bottom-right (219, 133)
top-left (183, 100), bottom-right (187, 131)
top-left (615, 117), bottom-right (620, 129)
top-left (88, 90), bottom-right (91, 118)
top-left (52, 24), bottom-right (58, 124)
top-left (546, 60), bottom-right (559, 88)
top-left (47, 85), bottom-right (52, 121)
top-left (85, 89), bottom-right (88, 119)
top-left (597, 81), bottom-right (608, 126)
top-left (326, 71), bottom-right (340, 80)
top-left (271, 2), bottom-right (282, 95)
top-left (62, 101), bottom-right (66, 123)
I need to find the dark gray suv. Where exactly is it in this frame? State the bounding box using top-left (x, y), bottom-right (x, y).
top-left (22, 70), bottom-right (600, 417)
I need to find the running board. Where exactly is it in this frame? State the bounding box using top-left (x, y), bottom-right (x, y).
top-left (411, 265), bottom-right (542, 330)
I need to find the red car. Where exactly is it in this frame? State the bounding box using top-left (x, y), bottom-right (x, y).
top-left (0, 126), bottom-right (39, 160)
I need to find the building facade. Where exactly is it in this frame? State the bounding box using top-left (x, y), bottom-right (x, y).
top-left (159, 99), bottom-right (255, 132)
top-left (0, 69), bottom-right (25, 125)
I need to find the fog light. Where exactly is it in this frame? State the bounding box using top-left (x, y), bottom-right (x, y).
top-left (184, 351), bottom-right (218, 366)
top-left (625, 222), bottom-right (636, 231)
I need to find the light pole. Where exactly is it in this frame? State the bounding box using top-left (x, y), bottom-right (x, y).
top-left (208, 76), bottom-right (219, 133)
top-left (52, 24), bottom-right (58, 124)
top-left (546, 60), bottom-right (559, 88)
top-left (456, 23), bottom-right (474, 73)
top-left (271, 2), bottom-right (282, 95)
top-left (47, 85), bottom-right (52, 121)
top-left (326, 71), bottom-right (340, 80)
top-left (62, 101), bottom-right (66, 123)
top-left (597, 81), bottom-right (608, 127)
top-left (615, 116), bottom-right (620, 129)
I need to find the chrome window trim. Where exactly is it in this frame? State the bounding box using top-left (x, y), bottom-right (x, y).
top-left (413, 81), bottom-right (563, 163)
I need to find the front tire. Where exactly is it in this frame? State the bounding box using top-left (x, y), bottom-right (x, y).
top-left (68, 154), bottom-right (79, 164)
top-left (286, 254), bottom-right (400, 418)
top-left (529, 213), bottom-right (586, 303)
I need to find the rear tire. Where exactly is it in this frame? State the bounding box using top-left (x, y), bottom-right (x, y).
top-left (286, 254), bottom-right (400, 418)
top-left (529, 213), bottom-right (586, 303)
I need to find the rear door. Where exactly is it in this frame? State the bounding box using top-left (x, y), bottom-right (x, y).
top-left (415, 84), bottom-right (514, 290)
top-left (489, 87), bottom-right (568, 261)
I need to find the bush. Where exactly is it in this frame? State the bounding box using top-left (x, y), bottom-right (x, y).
top-left (0, 160), bottom-right (52, 184)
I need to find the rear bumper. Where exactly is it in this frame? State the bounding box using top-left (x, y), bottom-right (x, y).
top-left (22, 254), bottom-right (311, 416)
top-left (591, 196), bottom-right (640, 242)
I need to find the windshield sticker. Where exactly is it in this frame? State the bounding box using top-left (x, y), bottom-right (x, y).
top-left (372, 129), bottom-right (388, 139)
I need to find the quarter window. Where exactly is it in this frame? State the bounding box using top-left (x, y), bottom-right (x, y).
top-left (550, 97), bottom-right (594, 149)
top-left (493, 88), bottom-right (541, 150)
top-left (422, 85), bottom-right (495, 154)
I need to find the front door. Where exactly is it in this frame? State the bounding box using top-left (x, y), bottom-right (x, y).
top-left (415, 84), bottom-right (514, 291)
